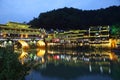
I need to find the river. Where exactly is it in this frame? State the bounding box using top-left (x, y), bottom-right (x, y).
top-left (21, 46), bottom-right (120, 80)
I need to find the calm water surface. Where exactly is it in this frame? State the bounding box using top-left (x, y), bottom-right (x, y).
top-left (23, 46), bottom-right (120, 80)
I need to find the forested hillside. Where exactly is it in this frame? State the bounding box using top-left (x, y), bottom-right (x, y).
top-left (28, 6), bottom-right (120, 30)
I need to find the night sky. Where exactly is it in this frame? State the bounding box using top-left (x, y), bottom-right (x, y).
top-left (0, 0), bottom-right (120, 24)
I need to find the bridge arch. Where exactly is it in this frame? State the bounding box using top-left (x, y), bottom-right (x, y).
top-left (17, 40), bottom-right (29, 64)
top-left (18, 40), bottom-right (29, 49)
top-left (36, 40), bottom-right (46, 63)
top-left (17, 40), bottom-right (29, 51)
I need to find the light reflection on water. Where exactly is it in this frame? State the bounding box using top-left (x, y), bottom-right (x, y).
top-left (18, 47), bottom-right (120, 80)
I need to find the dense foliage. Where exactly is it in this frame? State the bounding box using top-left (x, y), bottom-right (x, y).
top-left (0, 46), bottom-right (29, 80)
top-left (28, 6), bottom-right (120, 30)
top-left (111, 24), bottom-right (120, 38)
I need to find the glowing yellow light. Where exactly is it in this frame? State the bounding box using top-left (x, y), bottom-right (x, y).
top-left (36, 48), bottom-right (45, 57)
top-left (25, 34), bottom-right (28, 38)
top-left (19, 50), bottom-right (28, 64)
top-left (18, 40), bottom-right (29, 51)
top-left (109, 52), bottom-right (118, 61)
top-left (41, 57), bottom-right (45, 63)
top-left (20, 34), bottom-right (23, 38)
top-left (19, 51), bottom-right (28, 59)
top-left (37, 40), bottom-right (45, 48)
top-left (109, 39), bottom-right (117, 48)
top-left (3, 33), bottom-right (6, 38)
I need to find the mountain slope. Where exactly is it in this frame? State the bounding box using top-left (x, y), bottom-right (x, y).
top-left (28, 6), bottom-right (120, 30)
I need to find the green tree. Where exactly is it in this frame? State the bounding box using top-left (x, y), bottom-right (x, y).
top-left (111, 24), bottom-right (120, 38)
top-left (0, 47), bottom-right (29, 80)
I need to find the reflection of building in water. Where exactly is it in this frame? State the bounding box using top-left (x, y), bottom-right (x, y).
top-left (17, 40), bottom-right (30, 64)
top-left (45, 48), bottom-right (120, 74)
top-left (19, 51), bottom-right (28, 64)
top-left (37, 48), bottom-right (45, 63)
top-left (48, 47), bottom-right (119, 61)
top-left (37, 48), bottom-right (45, 57)
top-left (46, 53), bottom-right (111, 74)
top-left (47, 52), bottom-right (111, 62)
top-left (19, 47), bottom-right (46, 64)
top-left (14, 38), bottom-right (46, 64)
top-left (109, 51), bottom-right (118, 61)
top-left (18, 47), bottom-right (119, 74)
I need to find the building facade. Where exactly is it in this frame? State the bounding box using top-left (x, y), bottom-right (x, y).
top-left (0, 22), bottom-right (46, 39)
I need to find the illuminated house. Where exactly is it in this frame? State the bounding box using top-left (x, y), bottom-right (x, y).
top-left (55, 26), bottom-right (110, 47)
top-left (89, 26), bottom-right (110, 44)
top-left (56, 30), bottom-right (89, 43)
top-left (0, 22), bottom-right (46, 39)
